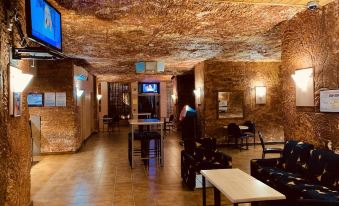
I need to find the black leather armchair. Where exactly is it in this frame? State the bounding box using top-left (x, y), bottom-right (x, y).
top-left (181, 138), bottom-right (232, 190)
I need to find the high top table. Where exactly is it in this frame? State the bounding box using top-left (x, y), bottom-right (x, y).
top-left (129, 118), bottom-right (164, 168)
top-left (134, 113), bottom-right (152, 119)
top-left (100, 117), bottom-right (112, 132)
top-left (223, 125), bottom-right (249, 130)
top-left (201, 169), bottom-right (286, 206)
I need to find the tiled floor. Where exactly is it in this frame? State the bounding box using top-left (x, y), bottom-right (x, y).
top-left (31, 127), bottom-right (283, 206)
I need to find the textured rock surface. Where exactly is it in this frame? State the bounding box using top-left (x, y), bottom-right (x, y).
top-left (281, 0), bottom-right (339, 150)
top-left (200, 61), bottom-right (284, 142)
top-left (0, 0), bottom-right (31, 205)
top-left (97, 74), bottom-right (172, 82)
top-left (48, 0), bottom-right (303, 78)
top-left (27, 60), bottom-right (81, 153)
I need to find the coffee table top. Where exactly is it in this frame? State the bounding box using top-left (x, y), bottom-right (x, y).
top-left (201, 169), bottom-right (285, 204)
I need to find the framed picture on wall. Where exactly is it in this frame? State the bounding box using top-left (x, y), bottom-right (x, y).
top-left (218, 91), bottom-right (244, 119)
top-left (44, 92), bottom-right (56, 107)
top-left (55, 92), bottom-right (66, 107)
top-left (13, 92), bottom-right (21, 117)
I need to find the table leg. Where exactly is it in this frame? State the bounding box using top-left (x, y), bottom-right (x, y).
top-left (131, 125), bottom-right (134, 168)
top-left (246, 137), bottom-right (248, 150)
top-left (202, 176), bottom-right (206, 206)
top-left (214, 187), bottom-right (221, 206)
top-left (160, 123), bottom-right (164, 166)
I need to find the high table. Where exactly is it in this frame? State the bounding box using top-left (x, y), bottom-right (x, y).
top-left (101, 117), bottom-right (113, 132)
top-left (223, 125), bottom-right (250, 149)
top-left (134, 113), bottom-right (152, 119)
top-left (201, 169), bottom-right (285, 206)
top-left (129, 118), bottom-right (164, 168)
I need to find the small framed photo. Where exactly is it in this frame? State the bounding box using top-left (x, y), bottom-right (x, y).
top-left (13, 92), bottom-right (21, 117)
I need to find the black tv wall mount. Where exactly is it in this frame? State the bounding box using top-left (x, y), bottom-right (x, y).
top-left (12, 47), bottom-right (66, 60)
top-left (11, 9), bottom-right (66, 60)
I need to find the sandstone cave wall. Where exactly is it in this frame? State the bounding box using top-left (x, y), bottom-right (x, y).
top-left (201, 61), bottom-right (284, 142)
top-left (0, 0), bottom-right (31, 205)
top-left (27, 60), bottom-right (81, 153)
top-left (281, 0), bottom-right (339, 150)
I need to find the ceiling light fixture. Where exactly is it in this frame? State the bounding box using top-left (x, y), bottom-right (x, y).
top-left (307, 1), bottom-right (319, 10)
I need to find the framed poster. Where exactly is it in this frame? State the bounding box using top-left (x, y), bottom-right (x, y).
top-left (320, 89), bottom-right (339, 112)
top-left (145, 61), bottom-right (157, 73)
top-left (44, 92), bottom-right (55, 106)
top-left (218, 91), bottom-right (244, 119)
top-left (13, 92), bottom-right (21, 117)
top-left (135, 62), bottom-right (145, 73)
top-left (55, 92), bottom-right (66, 106)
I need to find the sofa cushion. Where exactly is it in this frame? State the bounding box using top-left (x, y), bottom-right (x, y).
top-left (280, 141), bottom-right (314, 174)
top-left (306, 149), bottom-right (339, 190)
top-left (281, 140), bottom-right (299, 162)
top-left (300, 185), bottom-right (339, 202)
top-left (263, 167), bottom-right (305, 185)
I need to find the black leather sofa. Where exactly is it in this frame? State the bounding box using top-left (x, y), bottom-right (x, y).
top-left (181, 138), bottom-right (232, 190)
top-left (251, 140), bottom-right (339, 206)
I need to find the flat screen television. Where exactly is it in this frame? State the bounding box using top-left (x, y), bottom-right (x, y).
top-left (27, 93), bottom-right (44, 107)
top-left (26, 0), bottom-right (62, 52)
top-left (320, 89), bottom-right (339, 112)
top-left (140, 83), bottom-right (159, 94)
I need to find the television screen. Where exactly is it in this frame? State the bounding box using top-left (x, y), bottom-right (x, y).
top-left (26, 0), bottom-right (62, 52)
top-left (27, 93), bottom-right (44, 107)
top-left (142, 83), bottom-right (158, 93)
top-left (320, 89), bottom-right (339, 112)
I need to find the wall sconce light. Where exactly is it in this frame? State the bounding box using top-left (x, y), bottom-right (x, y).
top-left (97, 94), bottom-right (102, 100)
top-left (76, 88), bottom-right (84, 97)
top-left (9, 66), bottom-right (33, 116)
top-left (10, 66), bottom-right (33, 92)
top-left (194, 88), bottom-right (202, 105)
top-left (255, 86), bottom-right (266, 104)
top-left (291, 68), bottom-right (314, 106)
top-left (171, 94), bottom-right (177, 103)
top-left (291, 68), bottom-right (313, 91)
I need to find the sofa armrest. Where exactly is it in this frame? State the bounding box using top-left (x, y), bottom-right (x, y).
top-left (196, 137), bottom-right (217, 150)
top-left (181, 150), bottom-right (196, 164)
top-left (250, 158), bottom-right (281, 177)
top-left (251, 158), bottom-right (281, 168)
top-left (215, 151), bottom-right (232, 168)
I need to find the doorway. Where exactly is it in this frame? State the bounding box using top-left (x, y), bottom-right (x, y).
top-left (138, 95), bottom-right (160, 118)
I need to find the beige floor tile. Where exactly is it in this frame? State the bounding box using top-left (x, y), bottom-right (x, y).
top-left (31, 127), bottom-right (283, 206)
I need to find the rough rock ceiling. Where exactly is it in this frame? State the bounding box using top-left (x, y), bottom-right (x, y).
top-left (52, 0), bottom-right (303, 79)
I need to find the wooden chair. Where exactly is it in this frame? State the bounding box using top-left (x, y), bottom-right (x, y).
top-left (258, 131), bottom-right (283, 158)
top-left (227, 123), bottom-right (249, 151)
top-left (102, 114), bottom-right (110, 132)
top-left (165, 115), bottom-right (174, 132)
top-left (243, 121), bottom-right (256, 147)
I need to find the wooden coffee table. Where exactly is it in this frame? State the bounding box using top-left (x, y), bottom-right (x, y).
top-left (201, 169), bottom-right (285, 206)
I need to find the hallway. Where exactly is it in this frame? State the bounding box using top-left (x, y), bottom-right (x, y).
top-left (31, 127), bottom-right (279, 206)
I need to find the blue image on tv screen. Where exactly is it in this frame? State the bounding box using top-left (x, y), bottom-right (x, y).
top-left (142, 84), bottom-right (158, 93)
top-left (30, 0), bottom-right (62, 50)
top-left (27, 93), bottom-right (43, 106)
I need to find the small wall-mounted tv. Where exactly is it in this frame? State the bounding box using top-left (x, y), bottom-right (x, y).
top-left (139, 83), bottom-right (159, 94)
top-left (320, 89), bottom-right (339, 112)
top-left (26, 0), bottom-right (62, 52)
top-left (27, 93), bottom-right (44, 107)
